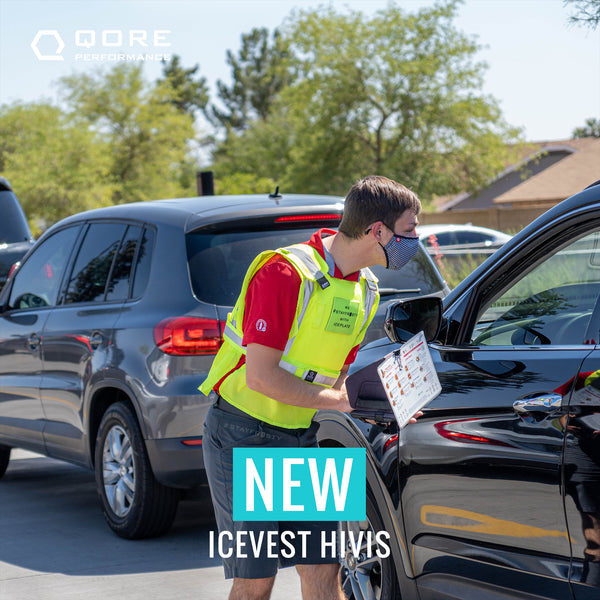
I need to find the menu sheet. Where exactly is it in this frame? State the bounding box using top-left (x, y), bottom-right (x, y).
top-left (376, 331), bottom-right (441, 428)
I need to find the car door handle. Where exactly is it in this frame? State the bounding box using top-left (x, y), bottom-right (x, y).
top-left (27, 333), bottom-right (40, 351)
top-left (89, 332), bottom-right (104, 349)
top-left (513, 393), bottom-right (563, 419)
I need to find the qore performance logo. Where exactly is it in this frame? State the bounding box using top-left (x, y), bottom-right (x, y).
top-left (30, 29), bottom-right (172, 62)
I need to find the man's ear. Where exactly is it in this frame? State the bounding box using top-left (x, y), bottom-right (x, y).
top-left (365, 221), bottom-right (383, 239)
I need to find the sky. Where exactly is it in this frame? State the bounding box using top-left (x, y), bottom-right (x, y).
top-left (0, 0), bottom-right (599, 143)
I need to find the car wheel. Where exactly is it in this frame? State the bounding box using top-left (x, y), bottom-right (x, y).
top-left (0, 445), bottom-right (10, 478)
top-left (94, 402), bottom-right (179, 539)
top-left (341, 490), bottom-right (399, 600)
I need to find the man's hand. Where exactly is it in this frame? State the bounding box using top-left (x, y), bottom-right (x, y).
top-left (407, 410), bottom-right (424, 424)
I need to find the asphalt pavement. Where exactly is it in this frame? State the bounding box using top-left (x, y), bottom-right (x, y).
top-left (0, 450), bottom-right (302, 600)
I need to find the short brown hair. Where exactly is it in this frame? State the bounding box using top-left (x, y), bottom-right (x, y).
top-left (338, 175), bottom-right (421, 239)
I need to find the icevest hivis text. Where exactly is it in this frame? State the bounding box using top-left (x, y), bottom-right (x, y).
top-left (233, 448), bottom-right (366, 521)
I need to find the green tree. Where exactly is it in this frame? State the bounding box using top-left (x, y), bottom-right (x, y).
top-left (215, 173), bottom-right (277, 195)
top-left (60, 63), bottom-right (197, 204)
top-left (573, 117), bottom-right (600, 137)
top-left (0, 102), bottom-right (113, 229)
top-left (212, 1), bottom-right (520, 200)
top-left (158, 54), bottom-right (209, 116)
top-left (564, 0), bottom-right (600, 28)
top-left (212, 27), bottom-right (293, 131)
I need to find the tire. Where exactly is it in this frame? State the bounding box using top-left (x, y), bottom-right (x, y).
top-left (341, 489), bottom-right (399, 600)
top-left (0, 445), bottom-right (10, 479)
top-left (94, 402), bottom-right (179, 539)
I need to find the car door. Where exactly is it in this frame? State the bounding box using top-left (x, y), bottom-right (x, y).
top-left (401, 225), bottom-right (600, 600)
top-left (0, 225), bottom-right (81, 452)
top-left (40, 222), bottom-right (140, 463)
top-left (562, 349), bottom-right (600, 599)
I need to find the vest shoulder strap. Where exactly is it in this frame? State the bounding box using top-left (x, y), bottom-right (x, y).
top-left (280, 244), bottom-right (331, 290)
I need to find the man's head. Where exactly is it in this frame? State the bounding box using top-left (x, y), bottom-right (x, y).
top-left (338, 175), bottom-right (421, 240)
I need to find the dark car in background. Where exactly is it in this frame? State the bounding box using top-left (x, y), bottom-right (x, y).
top-left (0, 192), bottom-right (446, 539)
top-left (0, 177), bottom-right (34, 290)
top-left (316, 180), bottom-right (600, 600)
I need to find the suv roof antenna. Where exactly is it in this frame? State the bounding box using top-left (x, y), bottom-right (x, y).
top-left (269, 186), bottom-right (282, 201)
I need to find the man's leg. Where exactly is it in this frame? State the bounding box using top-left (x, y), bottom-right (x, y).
top-left (230, 576), bottom-right (276, 600)
top-left (296, 564), bottom-right (346, 600)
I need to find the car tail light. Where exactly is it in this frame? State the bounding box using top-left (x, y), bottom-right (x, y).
top-left (181, 438), bottom-right (203, 446)
top-left (383, 433), bottom-right (399, 453)
top-left (275, 214), bottom-right (341, 223)
top-left (154, 317), bottom-right (225, 355)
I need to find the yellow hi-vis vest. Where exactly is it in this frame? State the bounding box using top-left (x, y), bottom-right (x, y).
top-left (199, 243), bottom-right (379, 428)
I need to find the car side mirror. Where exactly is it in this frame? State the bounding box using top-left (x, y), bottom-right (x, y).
top-left (384, 296), bottom-right (442, 344)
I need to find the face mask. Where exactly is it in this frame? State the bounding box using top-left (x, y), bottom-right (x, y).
top-left (380, 234), bottom-right (420, 270)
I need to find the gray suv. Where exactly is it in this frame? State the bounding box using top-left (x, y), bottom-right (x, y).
top-left (0, 193), bottom-right (447, 538)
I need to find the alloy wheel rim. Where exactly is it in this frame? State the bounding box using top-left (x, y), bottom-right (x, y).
top-left (102, 424), bottom-right (135, 517)
top-left (341, 517), bottom-right (384, 600)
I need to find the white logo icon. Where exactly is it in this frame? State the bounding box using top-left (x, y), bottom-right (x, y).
top-left (31, 30), bottom-right (65, 61)
top-left (256, 319), bottom-right (267, 332)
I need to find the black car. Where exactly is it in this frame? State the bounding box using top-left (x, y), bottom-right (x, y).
top-left (0, 177), bottom-right (34, 290)
top-left (316, 180), bottom-right (600, 600)
top-left (0, 192), bottom-right (446, 539)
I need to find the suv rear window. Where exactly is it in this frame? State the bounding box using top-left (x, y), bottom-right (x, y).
top-left (186, 228), bottom-right (444, 306)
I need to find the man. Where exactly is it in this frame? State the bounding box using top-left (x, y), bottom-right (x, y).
top-left (200, 175), bottom-right (421, 600)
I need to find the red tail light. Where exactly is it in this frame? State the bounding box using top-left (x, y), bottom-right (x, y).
top-left (383, 433), bottom-right (399, 453)
top-left (154, 317), bottom-right (225, 355)
top-left (275, 214), bottom-right (341, 223)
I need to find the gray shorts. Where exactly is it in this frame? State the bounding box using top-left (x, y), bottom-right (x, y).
top-left (203, 399), bottom-right (340, 579)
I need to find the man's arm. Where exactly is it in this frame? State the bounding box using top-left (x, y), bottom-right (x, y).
top-left (245, 343), bottom-right (352, 413)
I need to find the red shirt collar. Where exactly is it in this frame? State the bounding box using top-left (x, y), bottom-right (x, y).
top-left (305, 228), bottom-right (360, 282)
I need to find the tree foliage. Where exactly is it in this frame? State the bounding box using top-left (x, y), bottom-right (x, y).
top-left (212, 27), bottom-right (293, 132)
top-left (564, 0), bottom-right (600, 28)
top-left (59, 64), bottom-right (197, 204)
top-left (158, 54), bottom-right (209, 116)
top-left (1, 2), bottom-right (528, 229)
top-left (573, 117), bottom-right (600, 137)
top-left (0, 102), bottom-right (113, 228)
top-left (212, 1), bottom-right (521, 201)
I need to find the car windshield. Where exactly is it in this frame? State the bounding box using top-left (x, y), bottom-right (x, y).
top-left (0, 190), bottom-right (32, 244)
top-left (186, 227), bottom-right (444, 306)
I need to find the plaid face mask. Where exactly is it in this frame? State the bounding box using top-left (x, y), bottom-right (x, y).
top-left (380, 234), bottom-right (419, 271)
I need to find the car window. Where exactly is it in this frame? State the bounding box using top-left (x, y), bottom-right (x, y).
top-left (8, 226), bottom-right (80, 310)
top-left (64, 223), bottom-right (127, 304)
top-left (131, 227), bottom-right (155, 299)
top-left (471, 230), bottom-right (600, 346)
top-left (105, 225), bottom-right (142, 302)
top-left (457, 231), bottom-right (492, 245)
top-left (431, 232), bottom-right (457, 246)
top-left (186, 228), bottom-right (444, 306)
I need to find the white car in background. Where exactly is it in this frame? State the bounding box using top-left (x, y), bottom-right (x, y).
top-left (418, 223), bottom-right (512, 256)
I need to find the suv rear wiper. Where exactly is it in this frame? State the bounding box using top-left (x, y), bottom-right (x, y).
top-left (378, 288), bottom-right (421, 296)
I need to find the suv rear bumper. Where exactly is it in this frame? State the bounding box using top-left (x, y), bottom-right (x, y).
top-left (145, 438), bottom-right (207, 489)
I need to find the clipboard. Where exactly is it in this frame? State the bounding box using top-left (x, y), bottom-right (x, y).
top-left (346, 331), bottom-right (441, 427)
